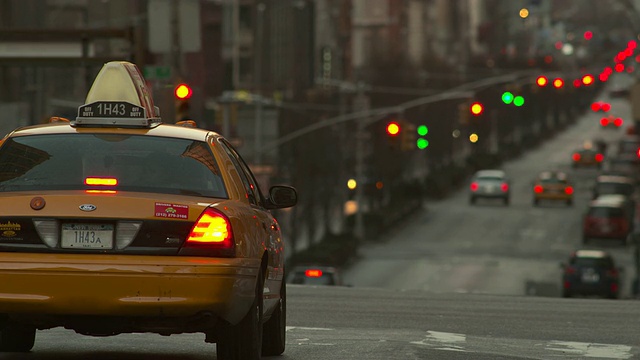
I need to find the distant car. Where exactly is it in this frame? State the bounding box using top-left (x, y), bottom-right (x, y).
top-left (532, 171), bottom-right (573, 206)
top-left (561, 250), bottom-right (622, 299)
top-left (469, 170), bottom-right (510, 205)
top-left (287, 266), bottom-right (344, 286)
top-left (617, 135), bottom-right (640, 156)
top-left (571, 148), bottom-right (604, 168)
top-left (592, 175), bottom-right (636, 199)
top-left (599, 115), bottom-right (624, 128)
top-left (582, 196), bottom-right (632, 245)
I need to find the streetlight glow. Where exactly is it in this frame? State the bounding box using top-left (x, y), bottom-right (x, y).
top-left (519, 8), bottom-right (529, 19)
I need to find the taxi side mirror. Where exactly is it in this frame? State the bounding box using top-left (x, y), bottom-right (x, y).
top-left (266, 185), bottom-right (297, 209)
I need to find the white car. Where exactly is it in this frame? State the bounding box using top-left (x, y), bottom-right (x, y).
top-left (469, 170), bottom-right (511, 205)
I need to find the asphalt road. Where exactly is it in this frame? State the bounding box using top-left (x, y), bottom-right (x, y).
top-left (344, 75), bottom-right (640, 299)
top-left (5, 76), bottom-right (640, 359)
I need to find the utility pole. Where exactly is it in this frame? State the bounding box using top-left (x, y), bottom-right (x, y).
top-left (254, 3), bottom-right (266, 165)
top-left (353, 83), bottom-right (369, 241)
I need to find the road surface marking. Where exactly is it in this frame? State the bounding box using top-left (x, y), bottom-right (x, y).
top-left (286, 326), bottom-right (334, 331)
top-left (411, 331), bottom-right (466, 352)
top-left (546, 341), bottom-right (633, 359)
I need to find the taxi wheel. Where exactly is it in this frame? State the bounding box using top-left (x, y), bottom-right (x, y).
top-left (262, 279), bottom-right (286, 356)
top-left (0, 323), bottom-right (36, 352)
top-left (217, 268), bottom-right (264, 360)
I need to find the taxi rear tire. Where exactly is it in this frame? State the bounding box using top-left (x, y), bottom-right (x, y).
top-left (217, 268), bottom-right (265, 360)
top-left (262, 279), bottom-right (286, 356)
top-left (0, 323), bottom-right (36, 352)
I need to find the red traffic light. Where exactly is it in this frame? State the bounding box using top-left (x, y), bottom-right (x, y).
top-left (386, 122), bottom-right (400, 136)
top-left (552, 78), bottom-right (564, 88)
top-left (536, 76), bottom-right (548, 87)
top-left (174, 83), bottom-right (193, 100)
top-left (470, 102), bottom-right (484, 115)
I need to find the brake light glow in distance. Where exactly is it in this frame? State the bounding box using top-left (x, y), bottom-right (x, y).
top-left (614, 118), bottom-right (623, 127)
top-left (565, 186), bottom-right (574, 195)
top-left (470, 182), bottom-right (479, 191)
top-left (186, 209), bottom-right (233, 247)
top-left (500, 183), bottom-right (509, 192)
top-left (595, 153), bottom-right (604, 162)
top-left (85, 177), bottom-right (118, 186)
top-left (602, 103), bottom-right (611, 112)
top-left (600, 118), bottom-right (609, 126)
top-left (572, 153), bottom-right (581, 161)
top-left (534, 185), bottom-right (543, 193)
top-left (305, 269), bottom-right (323, 278)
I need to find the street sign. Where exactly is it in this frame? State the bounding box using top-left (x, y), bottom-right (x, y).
top-left (143, 66), bottom-right (172, 80)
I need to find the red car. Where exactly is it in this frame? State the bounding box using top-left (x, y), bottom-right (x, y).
top-left (583, 197), bottom-right (631, 245)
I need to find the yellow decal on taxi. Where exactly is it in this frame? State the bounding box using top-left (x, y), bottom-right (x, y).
top-left (0, 221), bottom-right (21, 238)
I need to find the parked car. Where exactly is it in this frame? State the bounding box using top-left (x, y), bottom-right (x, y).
top-left (287, 266), bottom-right (344, 286)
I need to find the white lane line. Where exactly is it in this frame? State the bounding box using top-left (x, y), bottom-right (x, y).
top-left (411, 331), bottom-right (467, 352)
top-left (286, 326), bottom-right (334, 331)
top-left (546, 341), bottom-right (633, 359)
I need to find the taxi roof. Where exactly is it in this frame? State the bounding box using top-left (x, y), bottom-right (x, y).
top-left (538, 171), bottom-right (567, 179)
top-left (6, 121), bottom-right (216, 143)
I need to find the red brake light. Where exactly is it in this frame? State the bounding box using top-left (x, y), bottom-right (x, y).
top-left (602, 103), bottom-right (611, 112)
top-left (470, 182), bottom-right (479, 191)
top-left (564, 186), bottom-right (574, 195)
top-left (305, 269), bottom-right (323, 278)
top-left (611, 283), bottom-right (619, 293)
top-left (572, 153), bottom-right (581, 161)
top-left (185, 208), bottom-right (233, 248)
top-left (500, 183), bottom-right (509, 192)
top-left (600, 118), bottom-right (609, 126)
top-left (591, 102), bottom-right (601, 112)
top-left (607, 269), bottom-right (619, 277)
top-left (85, 177), bottom-right (118, 186)
top-left (595, 153), bottom-right (604, 162)
top-left (534, 185), bottom-right (543, 193)
top-left (614, 118), bottom-right (623, 127)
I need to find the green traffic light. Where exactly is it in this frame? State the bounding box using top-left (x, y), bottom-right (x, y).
top-left (417, 138), bottom-right (429, 149)
top-left (513, 96), bottom-right (525, 107)
top-left (417, 125), bottom-right (428, 136)
top-left (502, 92), bottom-right (514, 104)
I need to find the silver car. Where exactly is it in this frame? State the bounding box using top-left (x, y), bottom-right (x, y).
top-left (469, 169), bottom-right (511, 205)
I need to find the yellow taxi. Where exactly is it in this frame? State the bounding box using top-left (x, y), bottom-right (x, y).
top-left (0, 61), bottom-right (296, 359)
top-left (571, 147), bottom-right (604, 168)
top-left (532, 171), bottom-right (574, 206)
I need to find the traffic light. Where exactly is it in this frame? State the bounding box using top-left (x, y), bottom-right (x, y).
top-left (502, 92), bottom-right (514, 104)
top-left (174, 83), bottom-right (193, 122)
top-left (536, 76), bottom-right (548, 87)
top-left (513, 96), bottom-right (524, 107)
top-left (552, 78), bottom-right (564, 89)
top-left (470, 102), bottom-right (484, 116)
top-left (386, 121), bottom-right (400, 136)
top-left (400, 120), bottom-right (417, 151)
top-left (417, 125), bottom-right (429, 149)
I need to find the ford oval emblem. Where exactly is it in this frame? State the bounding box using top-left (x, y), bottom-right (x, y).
top-left (79, 204), bottom-right (97, 212)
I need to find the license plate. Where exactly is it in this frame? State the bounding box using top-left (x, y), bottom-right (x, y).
top-left (61, 224), bottom-right (114, 249)
top-left (581, 270), bottom-right (600, 283)
top-left (485, 185), bottom-right (495, 193)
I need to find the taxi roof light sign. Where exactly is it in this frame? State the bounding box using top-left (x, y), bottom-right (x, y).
top-left (74, 61), bottom-right (161, 127)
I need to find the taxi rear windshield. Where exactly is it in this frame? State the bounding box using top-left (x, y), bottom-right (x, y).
top-left (540, 178), bottom-right (567, 184)
top-left (0, 134), bottom-right (227, 198)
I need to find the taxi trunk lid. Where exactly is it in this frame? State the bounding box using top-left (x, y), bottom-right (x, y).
top-left (0, 191), bottom-right (220, 255)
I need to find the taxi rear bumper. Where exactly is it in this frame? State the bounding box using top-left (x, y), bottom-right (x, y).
top-left (0, 253), bottom-right (260, 326)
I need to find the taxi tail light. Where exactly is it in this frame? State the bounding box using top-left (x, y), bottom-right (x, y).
top-left (595, 153), bottom-right (604, 162)
top-left (500, 183), bottom-right (509, 192)
top-left (180, 208), bottom-right (235, 257)
top-left (470, 182), bottom-right (479, 192)
top-left (572, 153), bottom-right (581, 162)
top-left (564, 186), bottom-right (574, 195)
top-left (533, 185), bottom-right (543, 194)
